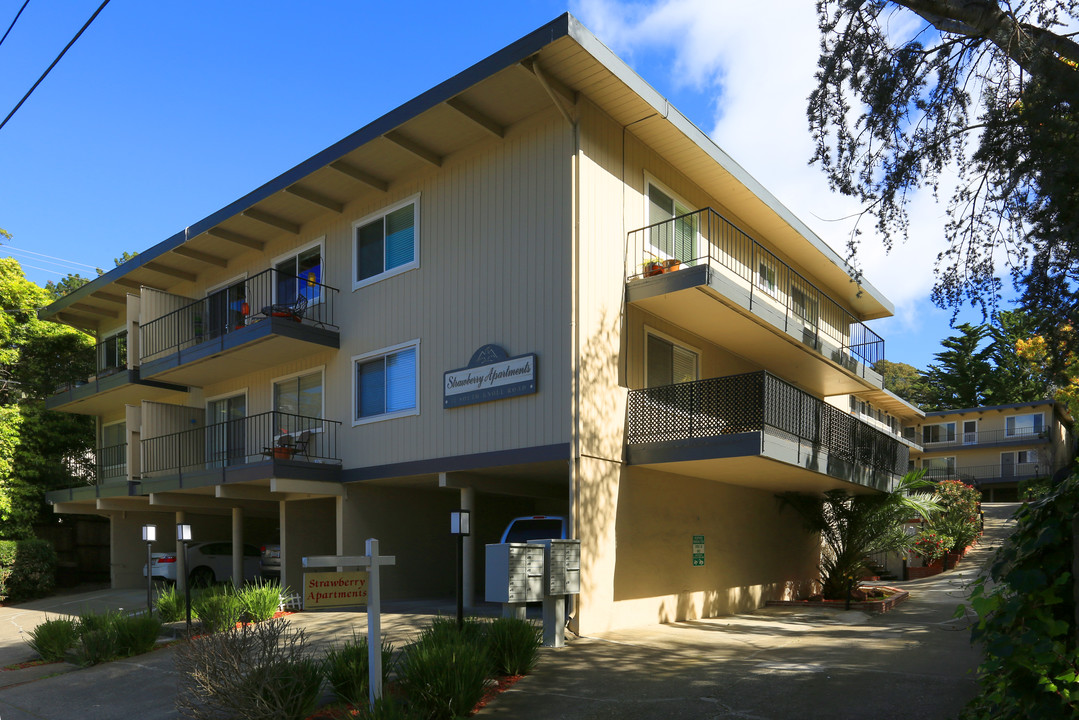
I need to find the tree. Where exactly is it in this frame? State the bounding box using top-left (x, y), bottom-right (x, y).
top-left (874, 359), bottom-right (931, 407)
top-left (0, 259), bottom-right (93, 537)
top-left (810, 2), bottom-right (1079, 335)
top-left (923, 322), bottom-right (994, 409)
top-left (985, 309), bottom-right (1053, 403)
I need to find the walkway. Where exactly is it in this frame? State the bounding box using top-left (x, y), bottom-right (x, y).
top-left (0, 503), bottom-right (1017, 719)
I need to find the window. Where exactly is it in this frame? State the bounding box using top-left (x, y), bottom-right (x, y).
top-left (98, 331), bottom-right (127, 373)
top-left (353, 197), bottom-right (418, 288)
top-left (962, 420), bottom-right (978, 444)
top-left (757, 257), bottom-right (778, 296)
top-left (924, 456), bottom-right (956, 476)
top-left (207, 392), bottom-right (247, 468)
top-left (645, 332), bottom-right (699, 387)
top-left (646, 181), bottom-right (696, 263)
top-left (922, 422), bottom-right (956, 444)
top-left (903, 426), bottom-right (916, 441)
top-left (790, 284), bottom-right (818, 325)
top-left (274, 370), bottom-right (323, 419)
top-left (1001, 450), bottom-right (1038, 477)
top-left (353, 342), bottom-right (419, 423)
top-left (1005, 413), bottom-right (1044, 438)
top-left (275, 241), bottom-right (323, 306)
top-left (100, 421), bottom-right (127, 481)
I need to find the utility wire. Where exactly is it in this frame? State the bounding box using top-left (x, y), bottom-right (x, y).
top-left (3, 245), bottom-right (100, 270)
top-left (0, 0), bottom-right (30, 49)
top-left (0, 0), bottom-right (111, 133)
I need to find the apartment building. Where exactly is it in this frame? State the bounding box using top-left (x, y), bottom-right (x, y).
top-left (908, 400), bottom-right (1076, 501)
top-left (43, 14), bottom-right (912, 633)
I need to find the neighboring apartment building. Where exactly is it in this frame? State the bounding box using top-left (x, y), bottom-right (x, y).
top-left (44, 14), bottom-right (913, 633)
top-left (908, 400), bottom-right (1076, 501)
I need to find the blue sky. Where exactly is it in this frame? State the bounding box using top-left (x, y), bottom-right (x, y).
top-left (0, 0), bottom-right (993, 370)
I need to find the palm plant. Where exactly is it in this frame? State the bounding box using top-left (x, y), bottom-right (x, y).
top-left (781, 470), bottom-right (939, 599)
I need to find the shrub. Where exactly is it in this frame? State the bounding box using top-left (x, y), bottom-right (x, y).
top-left (70, 627), bottom-right (119, 666)
top-left (932, 479), bottom-right (982, 551)
top-left (910, 531), bottom-right (953, 566)
top-left (25, 615), bottom-right (78, 662)
top-left (238, 578), bottom-right (283, 623)
top-left (323, 633), bottom-right (396, 706)
top-left (77, 608), bottom-right (122, 634)
top-left (0, 539), bottom-right (57, 602)
top-left (960, 475), bottom-right (1079, 718)
top-left (192, 586), bottom-right (243, 633)
top-left (397, 621), bottom-right (491, 720)
top-left (155, 583), bottom-right (187, 623)
top-left (175, 617), bottom-right (318, 720)
top-left (484, 617), bottom-right (541, 676)
top-left (114, 613), bottom-right (162, 656)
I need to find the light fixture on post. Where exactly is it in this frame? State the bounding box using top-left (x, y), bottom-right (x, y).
top-left (177, 524), bottom-right (193, 635)
top-left (450, 510), bottom-right (470, 629)
top-left (142, 524), bottom-right (156, 615)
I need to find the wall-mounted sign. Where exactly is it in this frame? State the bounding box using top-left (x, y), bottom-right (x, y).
top-left (444, 344), bottom-right (537, 409)
top-left (303, 571), bottom-right (369, 609)
top-left (692, 535), bottom-right (705, 567)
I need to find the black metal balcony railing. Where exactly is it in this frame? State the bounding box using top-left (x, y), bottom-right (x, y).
top-left (139, 268), bottom-right (339, 361)
top-left (141, 411), bottom-right (341, 477)
top-left (96, 443), bottom-right (127, 483)
top-left (626, 207), bottom-right (885, 368)
top-left (920, 427), bottom-right (1048, 448)
top-left (922, 463), bottom-right (1042, 485)
top-left (627, 371), bottom-right (908, 477)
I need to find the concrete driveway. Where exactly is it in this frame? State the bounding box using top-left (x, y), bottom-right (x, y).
top-left (0, 503), bottom-right (1016, 719)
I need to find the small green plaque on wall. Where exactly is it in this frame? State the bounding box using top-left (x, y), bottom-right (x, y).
top-left (692, 535), bottom-right (705, 567)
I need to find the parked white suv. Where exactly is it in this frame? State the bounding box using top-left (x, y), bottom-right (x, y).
top-left (143, 541), bottom-right (261, 586)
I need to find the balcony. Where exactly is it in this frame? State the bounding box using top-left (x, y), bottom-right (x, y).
top-left (138, 268), bottom-right (340, 387)
top-left (139, 410), bottom-right (342, 490)
top-left (626, 371), bottom-right (908, 493)
top-left (626, 208), bottom-right (884, 397)
top-left (919, 427), bottom-right (1049, 451)
top-left (96, 442), bottom-right (128, 484)
top-left (923, 463), bottom-right (1042, 487)
top-left (46, 332), bottom-right (188, 414)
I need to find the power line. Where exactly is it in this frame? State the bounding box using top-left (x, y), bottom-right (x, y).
top-left (2, 253), bottom-right (91, 273)
top-left (0, 0), bottom-right (30, 49)
top-left (0, 0), bottom-right (111, 133)
top-left (3, 245), bottom-right (100, 270)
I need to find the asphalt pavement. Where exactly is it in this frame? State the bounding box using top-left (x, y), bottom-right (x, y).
top-left (0, 503), bottom-right (1018, 720)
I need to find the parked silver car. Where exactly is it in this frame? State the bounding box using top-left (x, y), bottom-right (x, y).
top-left (143, 541), bottom-right (261, 586)
top-left (259, 543), bottom-right (281, 579)
top-left (500, 515), bottom-right (567, 543)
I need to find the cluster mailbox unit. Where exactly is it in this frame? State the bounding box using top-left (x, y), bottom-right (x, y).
top-left (485, 539), bottom-right (581, 647)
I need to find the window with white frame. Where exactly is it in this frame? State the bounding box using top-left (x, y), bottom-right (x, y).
top-left (353, 197), bottom-right (418, 288)
top-left (99, 421), bottom-right (127, 481)
top-left (645, 331), bottom-right (699, 388)
top-left (646, 180), bottom-right (696, 264)
top-left (1001, 449), bottom-right (1039, 476)
top-left (1005, 413), bottom-right (1044, 438)
top-left (922, 422), bottom-right (956, 444)
top-left (274, 370), bottom-right (323, 419)
top-left (353, 341), bottom-right (419, 423)
top-left (275, 241), bottom-right (323, 306)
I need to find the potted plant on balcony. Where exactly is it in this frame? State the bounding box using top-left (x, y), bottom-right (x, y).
top-left (641, 256), bottom-right (665, 277)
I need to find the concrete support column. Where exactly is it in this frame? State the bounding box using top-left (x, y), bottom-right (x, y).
top-left (175, 510), bottom-right (187, 596)
top-left (232, 507), bottom-right (244, 589)
top-left (461, 487), bottom-right (475, 608)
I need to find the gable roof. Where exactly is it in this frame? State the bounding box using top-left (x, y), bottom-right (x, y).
top-left (41, 13), bottom-right (893, 329)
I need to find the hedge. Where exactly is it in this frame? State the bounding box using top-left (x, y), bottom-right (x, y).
top-left (0, 538), bottom-right (57, 602)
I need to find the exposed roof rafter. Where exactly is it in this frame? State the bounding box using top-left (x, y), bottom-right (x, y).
top-left (171, 245), bottom-right (228, 268)
top-left (446, 97), bottom-right (505, 138)
top-left (70, 302), bottom-right (118, 318)
top-left (242, 208), bottom-right (301, 234)
top-left (90, 291), bottom-right (127, 305)
top-left (285, 184), bottom-right (344, 213)
top-left (207, 227), bottom-right (266, 251)
top-left (142, 261), bottom-right (197, 282)
top-left (384, 130), bottom-right (442, 167)
top-left (328, 160), bottom-right (389, 192)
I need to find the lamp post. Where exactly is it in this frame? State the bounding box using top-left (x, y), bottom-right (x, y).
top-left (142, 524), bottom-right (156, 615)
top-left (450, 510), bottom-right (470, 629)
top-left (177, 523), bottom-right (193, 635)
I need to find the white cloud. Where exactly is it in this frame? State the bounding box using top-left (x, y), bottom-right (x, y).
top-left (573, 0), bottom-right (952, 316)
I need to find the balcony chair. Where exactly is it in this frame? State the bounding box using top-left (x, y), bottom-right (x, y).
top-left (262, 429), bottom-right (312, 461)
top-left (260, 294), bottom-right (307, 323)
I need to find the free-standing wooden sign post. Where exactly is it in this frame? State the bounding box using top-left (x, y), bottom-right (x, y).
top-left (303, 538), bottom-right (396, 708)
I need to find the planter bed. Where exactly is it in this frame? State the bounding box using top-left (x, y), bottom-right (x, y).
top-left (766, 586), bottom-right (910, 614)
